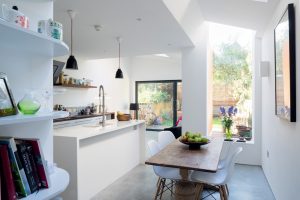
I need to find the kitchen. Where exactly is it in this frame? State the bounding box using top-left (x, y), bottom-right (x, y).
top-left (0, 0), bottom-right (182, 199)
top-left (0, 0), bottom-right (292, 200)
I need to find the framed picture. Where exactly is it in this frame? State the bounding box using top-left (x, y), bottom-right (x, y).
top-left (0, 73), bottom-right (18, 117)
top-left (274, 3), bottom-right (296, 122)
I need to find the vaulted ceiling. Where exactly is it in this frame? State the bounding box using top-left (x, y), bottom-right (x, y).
top-left (54, 0), bottom-right (280, 59)
top-left (197, 0), bottom-right (280, 35)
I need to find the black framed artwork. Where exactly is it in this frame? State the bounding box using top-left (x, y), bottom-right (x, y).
top-left (274, 3), bottom-right (296, 122)
top-left (0, 73), bottom-right (18, 117)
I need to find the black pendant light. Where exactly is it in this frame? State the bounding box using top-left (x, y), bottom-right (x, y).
top-left (115, 37), bottom-right (124, 79)
top-left (66, 10), bottom-right (78, 70)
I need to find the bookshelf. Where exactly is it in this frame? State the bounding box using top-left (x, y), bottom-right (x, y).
top-left (0, 1), bottom-right (70, 199)
top-left (24, 168), bottom-right (69, 200)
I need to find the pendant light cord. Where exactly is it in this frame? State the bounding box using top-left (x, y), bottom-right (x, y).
top-left (71, 17), bottom-right (73, 55)
top-left (118, 41), bottom-right (121, 69)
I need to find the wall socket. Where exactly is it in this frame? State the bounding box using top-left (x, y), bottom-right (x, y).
top-left (267, 150), bottom-right (270, 158)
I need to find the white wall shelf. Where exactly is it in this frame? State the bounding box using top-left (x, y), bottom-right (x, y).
top-left (0, 18), bottom-right (69, 57)
top-left (0, 111), bottom-right (69, 126)
top-left (24, 167), bottom-right (69, 200)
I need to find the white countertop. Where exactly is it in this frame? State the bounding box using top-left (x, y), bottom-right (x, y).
top-left (54, 120), bottom-right (145, 140)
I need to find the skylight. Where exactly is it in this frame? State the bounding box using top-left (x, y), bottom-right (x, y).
top-left (154, 54), bottom-right (169, 58)
top-left (252, 0), bottom-right (268, 3)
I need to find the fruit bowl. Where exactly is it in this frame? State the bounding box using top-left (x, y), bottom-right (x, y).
top-left (179, 137), bottom-right (210, 150)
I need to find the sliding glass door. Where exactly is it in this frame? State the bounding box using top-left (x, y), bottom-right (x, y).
top-left (136, 80), bottom-right (182, 131)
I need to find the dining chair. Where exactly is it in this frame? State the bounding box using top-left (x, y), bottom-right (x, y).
top-left (158, 131), bottom-right (176, 149)
top-left (148, 140), bottom-right (183, 199)
top-left (218, 141), bottom-right (234, 170)
top-left (191, 146), bottom-right (243, 200)
top-left (216, 141), bottom-right (234, 196)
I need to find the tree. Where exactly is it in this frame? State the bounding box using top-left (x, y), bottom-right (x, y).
top-left (213, 42), bottom-right (252, 105)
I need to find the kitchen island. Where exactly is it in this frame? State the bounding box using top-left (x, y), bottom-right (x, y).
top-left (53, 120), bottom-right (146, 200)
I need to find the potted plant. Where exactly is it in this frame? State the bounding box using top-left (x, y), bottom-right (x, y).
top-left (220, 106), bottom-right (237, 141)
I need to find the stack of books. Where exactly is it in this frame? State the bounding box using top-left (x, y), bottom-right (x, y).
top-left (0, 137), bottom-right (50, 200)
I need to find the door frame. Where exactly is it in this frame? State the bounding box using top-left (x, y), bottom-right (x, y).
top-left (135, 80), bottom-right (182, 131)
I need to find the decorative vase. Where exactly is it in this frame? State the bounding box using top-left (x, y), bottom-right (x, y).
top-left (225, 126), bottom-right (233, 141)
top-left (17, 92), bottom-right (41, 115)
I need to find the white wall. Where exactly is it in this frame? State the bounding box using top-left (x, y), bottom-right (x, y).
top-left (181, 21), bottom-right (209, 134)
top-left (261, 1), bottom-right (300, 199)
top-left (129, 55), bottom-right (181, 102)
top-left (54, 57), bottom-right (131, 113)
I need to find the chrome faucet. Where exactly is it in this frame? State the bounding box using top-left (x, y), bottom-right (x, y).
top-left (99, 85), bottom-right (105, 127)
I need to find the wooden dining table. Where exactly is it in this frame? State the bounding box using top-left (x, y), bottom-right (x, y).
top-left (145, 137), bottom-right (224, 200)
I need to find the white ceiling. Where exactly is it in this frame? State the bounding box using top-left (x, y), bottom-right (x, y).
top-left (197, 0), bottom-right (280, 35)
top-left (54, 0), bottom-right (193, 59)
top-left (54, 0), bottom-right (280, 59)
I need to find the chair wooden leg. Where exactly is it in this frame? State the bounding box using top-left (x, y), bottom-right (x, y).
top-left (219, 186), bottom-right (225, 200)
top-left (225, 184), bottom-right (229, 196)
top-left (221, 185), bottom-right (228, 200)
top-left (194, 184), bottom-right (204, 200)
top-left (156, 177), bottom-right (161, 187)
top-left (159, 178), bottom-right (166, 200)
top-left (154, 178), bottom-right (163, 200)
top-left (171, 180), bottom-right (174, 196)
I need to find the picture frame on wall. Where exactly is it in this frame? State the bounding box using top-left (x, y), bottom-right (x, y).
top-left (0, 73), bottom-right (18, 117)
top-left (274, 3), bottom-right (296, 122)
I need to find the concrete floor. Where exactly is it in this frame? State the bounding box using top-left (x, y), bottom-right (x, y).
top-left (92, 132), bottom-right (275, 200)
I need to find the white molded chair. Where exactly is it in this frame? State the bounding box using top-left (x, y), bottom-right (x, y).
top-left (218, 141), bottom-right (234, 170)
top-left (191, 146), bottom-right (243, 200)
top-left (217, 141), bottom-right (234, 196)
top-left (148, 140), bottom-right (183, 199)
top-left (158, 131), bottom-right (175, 149)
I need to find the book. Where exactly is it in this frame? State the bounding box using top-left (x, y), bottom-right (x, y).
top-left (26, 143), bottom-right (41, 188)
top-left (16, 141), bottom-right (39, 193)
top-left (0, 145), bottom-right (17, 200)
top-left (19, 138), bottom-right (50, 188)
top-left (0, 170), bottom-right (1, 200)
top-left (0, 137), bottom-right (31, 197)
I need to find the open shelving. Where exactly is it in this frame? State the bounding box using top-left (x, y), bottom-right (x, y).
top-left (54, 84), bottom-right (97, 89)
top-left (24, 168), bottom-right (69, 200)
top-left (0, 111), bottom-right (69, 126)
top-left (0, 3), bottom-right (70, 199)
top-left (0, 18), bottom-right (69, 57)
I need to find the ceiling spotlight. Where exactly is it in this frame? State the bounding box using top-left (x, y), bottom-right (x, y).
top-left (94, 25), bottom-right (102, 31)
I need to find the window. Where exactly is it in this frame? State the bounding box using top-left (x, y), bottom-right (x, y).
top-left (209, 23), bottom-right (255, 140)
top-left (136, 80), bottom-right (182, 131)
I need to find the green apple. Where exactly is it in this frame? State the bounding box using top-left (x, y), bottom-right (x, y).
top-left (201, 138), bottom-right (209, 143)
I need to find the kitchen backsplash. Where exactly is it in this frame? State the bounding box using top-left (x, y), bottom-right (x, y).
top-left (54, 103), bottom-right (101, 116)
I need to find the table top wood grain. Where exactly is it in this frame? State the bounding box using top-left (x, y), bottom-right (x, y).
top-left (145, 137), bottom-right (224, 172)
